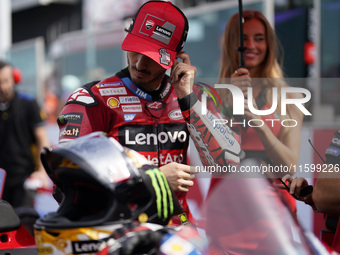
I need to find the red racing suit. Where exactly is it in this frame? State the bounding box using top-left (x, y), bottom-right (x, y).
top-left (57, 68), bottom-right (242, 225)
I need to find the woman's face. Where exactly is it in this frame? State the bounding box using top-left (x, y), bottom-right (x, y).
top-left (243, 18), bottom-right (268, 69)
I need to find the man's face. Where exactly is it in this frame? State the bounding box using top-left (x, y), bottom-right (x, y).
top-left (0, 66), bottom-right (15, 102)
top-left (127, 52), bottom-right (167, 91)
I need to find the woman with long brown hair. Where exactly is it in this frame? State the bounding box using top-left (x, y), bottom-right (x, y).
top-left (205, 10), bottom-right (307, 254)
top-left (209, 8), bottom-right (306, 224)
top-left (218, 10), bottom-right (304, 174)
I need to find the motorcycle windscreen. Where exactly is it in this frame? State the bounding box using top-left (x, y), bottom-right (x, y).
top-left (201, 171), bottom-right (315, 255)
top-left (42, 132), bottom-right (140, 187)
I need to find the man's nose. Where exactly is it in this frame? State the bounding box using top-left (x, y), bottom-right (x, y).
top-left (135, 54), bottom-right (151, 70)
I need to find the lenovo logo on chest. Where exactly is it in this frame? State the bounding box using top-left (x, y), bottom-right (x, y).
top-left (118, 124), bottom-right (188, 151)
top-left (125, 130), bottom-right (187, 145)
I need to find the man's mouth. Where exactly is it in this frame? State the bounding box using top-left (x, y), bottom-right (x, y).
top-left (132, 67), bottom-right (150, 78)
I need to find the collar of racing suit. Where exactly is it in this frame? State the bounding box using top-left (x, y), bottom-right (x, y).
top-left (116, 68), bottom-right (172, 101)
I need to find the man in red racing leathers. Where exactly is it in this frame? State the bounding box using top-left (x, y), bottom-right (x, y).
top-left (56, 0), bottom-right (242, 225)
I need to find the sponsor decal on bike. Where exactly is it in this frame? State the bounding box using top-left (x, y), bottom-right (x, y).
top-left (178, 212), bottom-right (189, 225)
top-left (36, 246), bottom-right (53, 254)
top-left (71, 240), bottom-right (101, 254)
top-left (145, 168), bottom-right (173, 220)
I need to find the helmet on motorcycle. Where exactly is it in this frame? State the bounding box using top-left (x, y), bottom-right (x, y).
top-left (34, 132), bottom-right (182, 255)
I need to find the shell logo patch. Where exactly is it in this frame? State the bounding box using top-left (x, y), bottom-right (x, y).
top-left (107, 97), bottom-right (120, 108)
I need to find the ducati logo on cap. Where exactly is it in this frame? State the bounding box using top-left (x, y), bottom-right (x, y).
top-left (139, 14), bottom-right (175, 46)
top-left (159, 48), bottom-right (171, 66)
top-left (145, 20), bottom-right (155, 30)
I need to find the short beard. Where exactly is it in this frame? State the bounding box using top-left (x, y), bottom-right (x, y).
top-left (127, 57), bottom-right (165, 90)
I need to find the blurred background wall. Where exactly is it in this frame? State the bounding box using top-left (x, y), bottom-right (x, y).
top-left (2, 0), bottom-right (340, 123)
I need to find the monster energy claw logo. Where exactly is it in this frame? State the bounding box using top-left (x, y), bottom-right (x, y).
top-left (145, 168), bottom-right (174, 220)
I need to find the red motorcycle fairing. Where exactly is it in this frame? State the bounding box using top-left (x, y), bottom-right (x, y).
top-left (202, 160), bottom-right (330, 255)
top-left (0, 200), bottom-right (37, 254)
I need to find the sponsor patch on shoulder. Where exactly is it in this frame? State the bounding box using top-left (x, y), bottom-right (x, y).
top-left (99, 87), bottom-right (127, 96)
top-left (107, 97), bottom-right (120, 108)
top-left (96, 82), bottom-right (123, 88)
top-left (59, 125), bottom-right (80, 139)
top-left (67, 88), bottom-right (95, 105)
top-left (58, 112), bottom-right (83, 126)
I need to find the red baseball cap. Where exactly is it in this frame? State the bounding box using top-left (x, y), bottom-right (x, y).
top-left (122, 1), bottom-right (189, 69)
